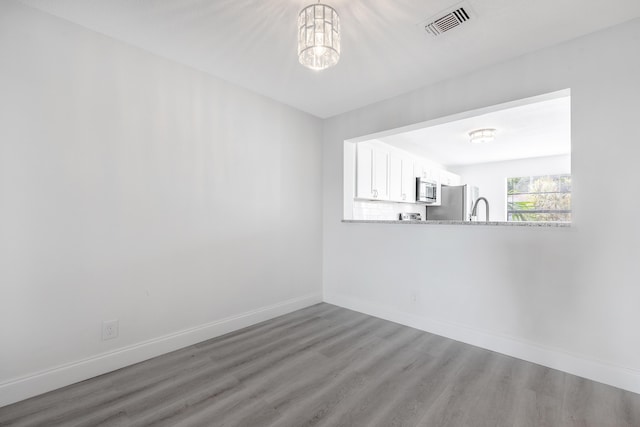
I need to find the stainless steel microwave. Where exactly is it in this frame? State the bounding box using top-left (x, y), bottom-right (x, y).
top-left (416, 177), bottom-right (437, 203)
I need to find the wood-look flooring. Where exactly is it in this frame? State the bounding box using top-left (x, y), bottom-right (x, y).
top-left (1, 303), bottom-right (639, 427)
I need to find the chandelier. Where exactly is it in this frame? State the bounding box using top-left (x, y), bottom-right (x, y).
top-left (297, 2), bottom-right (340, 71)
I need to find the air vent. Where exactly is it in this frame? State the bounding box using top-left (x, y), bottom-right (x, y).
top-left (419, 1), bottom-right (477, 38)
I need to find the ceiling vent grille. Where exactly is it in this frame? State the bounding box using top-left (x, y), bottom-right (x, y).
top-left (420, 2), bottom-right (476, 38)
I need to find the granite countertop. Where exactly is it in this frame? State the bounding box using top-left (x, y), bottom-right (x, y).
top-left (342, 219), bottom-right (571, 227)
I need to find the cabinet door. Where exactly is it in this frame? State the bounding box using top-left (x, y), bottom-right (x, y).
top-left (388, 153), bottom-right (403, 202)
top-left (448, 171), bottom-right (462, 185)
top-left (372, 148), bottom-right (389, 200)
top-left (401, 158), bottom-right (415, 202)
top-left (439, 169), bottom-right (450, 185)
top-left (415, 163), bottom-right (438, 181)
top-left (439, 170), bottom-right (462, 186)
top-left (356, 143), bottom-right (374, 199)
top-left (414, 163), bottom-right (426, 180)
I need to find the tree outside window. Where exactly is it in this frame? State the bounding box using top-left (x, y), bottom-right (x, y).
top-left (507, 174), bottom-right (571, 222)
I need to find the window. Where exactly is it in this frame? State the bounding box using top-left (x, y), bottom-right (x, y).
top-left (507, 174), bottom-right (571, 222)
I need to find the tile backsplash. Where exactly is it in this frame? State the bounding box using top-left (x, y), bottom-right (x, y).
top-left (353, 201), bottom-right (424, 221)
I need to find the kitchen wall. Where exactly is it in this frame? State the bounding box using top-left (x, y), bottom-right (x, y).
top-left (450, 154), bottom-right (571, 222)
top-left (323, 18), bottom-right (640, 393)
top-left (0, 1), bottom-right (322, 406)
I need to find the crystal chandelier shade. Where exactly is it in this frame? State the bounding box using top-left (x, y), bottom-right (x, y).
top-left (297, 3), bottom-right (340, 71)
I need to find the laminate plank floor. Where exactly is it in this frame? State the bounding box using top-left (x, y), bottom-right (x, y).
top-left (2, 303), bottom-right (639, 427)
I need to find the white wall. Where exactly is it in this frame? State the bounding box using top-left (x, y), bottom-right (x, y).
top-left (0, 1), bottom-right (322, 406)
top-left (323, 19), bottom-right (640, 393)
top-left (450, 154), bottom-right (571, 221)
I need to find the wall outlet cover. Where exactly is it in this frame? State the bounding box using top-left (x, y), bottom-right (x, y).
top-left (102, 319), bottom-right (119, 341)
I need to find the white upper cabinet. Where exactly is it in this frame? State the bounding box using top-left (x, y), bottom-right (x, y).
top-left (356, 141), bottom-right (389, 200)
top-left (401, 158), bottom-right (416, 203)
top-left (440, 170), bottom-right (462, 186)
top-left (373, 148), bottom-right (389, 200)
top-left (356, 140), bottom-right (459, 203)
top-left (356, 142), bottom-right (374, 199)
top-left (389, 153), bottom-right (416, 203)
top-left (414, 162), bottom-right (426, 180)
top-left (389, 153), bottom-right (403, 202)
top-left (414, 162), bottom-right (437, 182)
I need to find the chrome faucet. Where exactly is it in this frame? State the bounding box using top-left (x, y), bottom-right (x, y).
top-left (470, 197), bottom-right (490, 222)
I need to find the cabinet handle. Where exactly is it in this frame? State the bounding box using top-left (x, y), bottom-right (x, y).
top-left (373, 189), bottom-right (378, 198)
top-left (402, 193), bottom-right (406, 200)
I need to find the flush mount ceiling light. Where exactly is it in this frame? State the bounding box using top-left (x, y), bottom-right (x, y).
top-left (469, 128), bottom-right (496, 144)
top-left (297, 2), bottom-right (340, 71)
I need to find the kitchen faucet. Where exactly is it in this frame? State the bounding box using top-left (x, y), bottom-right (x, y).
top-left (470, 197), bottom-right (490, 222)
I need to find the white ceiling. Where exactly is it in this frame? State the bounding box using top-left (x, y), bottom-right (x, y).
top-left (18, 0), bottom-right (640, 118)
top-left (379, 95), bottom-right (571, 167)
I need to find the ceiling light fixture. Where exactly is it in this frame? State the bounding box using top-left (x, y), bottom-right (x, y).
top-left (469, 128), bottom-right (496, 144)
top-left (297, 2), bottom-right (340, 71)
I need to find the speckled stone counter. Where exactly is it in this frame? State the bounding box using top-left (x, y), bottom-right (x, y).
top-left (342, 219), bottom-right (571, 227)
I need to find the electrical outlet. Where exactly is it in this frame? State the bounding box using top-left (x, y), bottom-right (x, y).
top-left (102, 319), bottom-right (119, 341)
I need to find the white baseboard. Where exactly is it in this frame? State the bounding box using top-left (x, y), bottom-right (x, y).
top-left (324, 293), bottom-right (640, 395)
top-left (0, 293), bottom-right (322, 408)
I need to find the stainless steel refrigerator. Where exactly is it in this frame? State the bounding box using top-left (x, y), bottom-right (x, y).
top-left (426, 184), bottom-right (478, 221)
